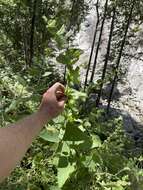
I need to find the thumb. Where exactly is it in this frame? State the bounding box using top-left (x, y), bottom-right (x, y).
top-left (58, 96), bottom-right (67, 108)
top-left (56, 91), bottom-right (66, 101)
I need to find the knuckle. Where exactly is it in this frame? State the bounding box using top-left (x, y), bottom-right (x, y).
top-left (55, 82), bottom-right (60, 86)
top-left (59, 103), bottom-right (64, 109)
top-left (43, 92), bottom-right (47, 98)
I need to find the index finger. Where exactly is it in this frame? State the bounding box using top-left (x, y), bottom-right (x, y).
top-left (52, 82), bottom-right (65, 93)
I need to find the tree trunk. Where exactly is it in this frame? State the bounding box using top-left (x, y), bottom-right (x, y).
top-left (107, 1), bottom-right (135, 113)
top-left (90, 0), bottom-right (108, 83)
top-left (29, 0), bottom-right (37, 67)
top-left (84, 0), bottom-right (100, 90)
top-left (96, 7), bottom-right (116, 107)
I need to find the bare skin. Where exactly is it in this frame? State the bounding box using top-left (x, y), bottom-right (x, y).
top-left (0, 82), bottom-right (66, 181)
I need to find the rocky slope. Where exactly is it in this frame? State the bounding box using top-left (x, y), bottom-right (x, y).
top-left (74, 0), bottom-right (143, 136)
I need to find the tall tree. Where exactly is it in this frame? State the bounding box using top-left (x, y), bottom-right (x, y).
top-left (107, 1), bottom-right (135, 113)
top-left (84, 0), bottom-right (100, 90)
top-left (29, 0), bottom-right (37, 67)
top-left (90, 0), bottom-right (108, 83)
top-left (96, 7), bottom-right (116, 107)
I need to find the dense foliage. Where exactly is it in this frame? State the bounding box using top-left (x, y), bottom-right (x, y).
top-left (1, 0), bottom-right (143, 189)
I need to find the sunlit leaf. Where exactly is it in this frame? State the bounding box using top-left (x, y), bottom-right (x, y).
top-left (42, 72), bottom-right (52, 77)
top-left (91, 135), bottom-right (101, 148)
top-left (39, 127), bottom-right (59, 143)
top-left (58, 163), bottom-right (75, 188)
top-left (48, 19), bottom-right (56, 28)
top-left (56, 25), bottom-right (65, 36)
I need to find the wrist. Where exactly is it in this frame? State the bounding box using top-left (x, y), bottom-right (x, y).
top-left (36, 110), bottom-right (50, 126)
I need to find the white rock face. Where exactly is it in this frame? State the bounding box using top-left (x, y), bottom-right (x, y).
top-left (74, 0), bottom-right (109, 82)
top-left (76, 0), bottom-right (143, 126)
top-left (127, 60), bottom-right (143, 112)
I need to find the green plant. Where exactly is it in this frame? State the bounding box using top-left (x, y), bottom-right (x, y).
top-left (1, 1), bottom-right (143, 189)
top-left (35, 48), bottom-right (143, 190)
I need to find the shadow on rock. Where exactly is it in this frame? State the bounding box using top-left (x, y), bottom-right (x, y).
top-left (85, 94), bottom-right (143, 153)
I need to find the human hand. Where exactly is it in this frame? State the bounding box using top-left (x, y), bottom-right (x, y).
top-left (39, 82), bottom-right (67, 120)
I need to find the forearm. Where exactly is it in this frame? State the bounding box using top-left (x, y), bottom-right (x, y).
top-left (0, 82), bottom-right (66, 181)
top-left (0, 111), bottom-right (48, 180)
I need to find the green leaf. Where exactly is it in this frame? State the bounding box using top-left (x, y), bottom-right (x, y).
top-left (67, 88), bottom-right (87, 101)
top-left (112, 187), bottom-right (124, 190)
top-left (39, 127), bottom-right (59, 143)
top-left (58, 163), bottom-right (75, 188)
top-left (55, 35), bottom-right (66, 49)
top-left (61, 142), bottom-right (71, 155)
top-left (50, 186), bottom-right (61, 190)
top-left (63, 124), bottom-right (88, 141)
top-left (42, 72), bottom-right (52, 77)
top-left (17, 76), bottom-right (27, 86)
top-left (48, 19), bottom-right (56, 28)
top-left (53, 115), bottom-right (65, 124)
top-left (56, 25), bottom-right (65, 36)
top-left (71, 139), bottom-right (92, 152)
top-left (91, 135), bottom-right (101, 148)
top-left (56, 48), bottom-right (83, 66)
top-left (56, 53), bottom-right (71, 65)
top-left (69, 133), bottom-right (101, 152)
top-left (5, 100), bottom-right (18, 113)
top-left (58, 156), bottom-right (68, 168)
top-left (68, 67), bottom-right (80, 84)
